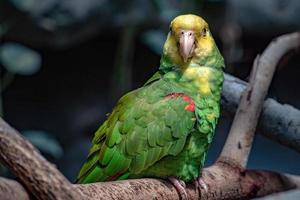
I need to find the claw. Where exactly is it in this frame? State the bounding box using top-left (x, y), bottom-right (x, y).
top-left (168, 177), bottom-right (188, 200)
top-left (196, 177), bottom-right (208, 192)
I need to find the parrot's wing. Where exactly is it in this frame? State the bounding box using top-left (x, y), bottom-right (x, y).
top-left (76, 86), bottom-right (196, 183)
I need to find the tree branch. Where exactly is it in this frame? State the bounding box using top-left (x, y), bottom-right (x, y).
top-left (254, 189), bottom-right (300, 200)
top-left (1, 162), bottom-right (299, 200)
top-left (63, 164), bottom-right (300, 199)
top-left (219, 32), bottom-right (300, 168)
top-left (223, 73), bottom-right (300, 153)
top-left (0, 118), bottom-right (85, 200)
top-left (0, 177), bottom-right (30, 200)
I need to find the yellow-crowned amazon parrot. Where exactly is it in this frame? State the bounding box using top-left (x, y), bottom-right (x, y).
top-left (76, 14), bottom-right (225, 198)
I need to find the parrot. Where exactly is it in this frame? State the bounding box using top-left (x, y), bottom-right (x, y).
top-left (76, 14), bottom-right (224, 199)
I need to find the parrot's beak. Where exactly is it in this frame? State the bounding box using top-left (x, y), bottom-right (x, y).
top-left (178, 30), bottom-right (195, 62)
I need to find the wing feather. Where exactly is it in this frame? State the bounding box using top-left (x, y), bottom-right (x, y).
top-left (76, 81), bottom-right (196, 183)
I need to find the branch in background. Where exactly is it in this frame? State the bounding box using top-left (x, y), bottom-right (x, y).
top-left (254, 189), bottom-right (300, 200)
top-left (0, 118), bottom-right (85, 200)
top-left (222, 73), bottom-right (300, 153)
top-left (259, 99), bottom-right (300, 152)
top-left (219, 32), bottom-right (300, 167)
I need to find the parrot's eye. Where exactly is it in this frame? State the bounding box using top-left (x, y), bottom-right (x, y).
top-left (202, 28), bottom-right (208, 36)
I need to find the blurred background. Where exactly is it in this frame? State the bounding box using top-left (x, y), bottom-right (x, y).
top-left (0, 0), bottom-right (299, 181)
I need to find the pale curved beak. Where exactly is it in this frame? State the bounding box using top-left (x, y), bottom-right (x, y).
top-left (179, 30), bottom-right (195, 62)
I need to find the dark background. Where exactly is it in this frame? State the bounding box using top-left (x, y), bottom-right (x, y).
top-left (0, 0), bottom-right (299, 181)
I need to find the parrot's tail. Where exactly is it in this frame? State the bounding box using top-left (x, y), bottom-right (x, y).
top-left (75, 165), bottom-right (129, 184)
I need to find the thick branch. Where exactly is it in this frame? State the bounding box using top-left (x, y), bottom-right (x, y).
top-left (1, 162), bottom-right (299, 200)
top-left (0, 118), bottom-right (85, 200)
top-left (222, 73), bottom-right (300, 153)
top-left (75, 161), bottom-right (300, 200)
top-left (219, 32), bottom-right (300, 167)
top-left (0, 177), bottom-right (30, 200)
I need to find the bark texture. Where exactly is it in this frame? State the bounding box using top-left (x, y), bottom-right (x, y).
top-left (0, 177), bottom-right (30, 200)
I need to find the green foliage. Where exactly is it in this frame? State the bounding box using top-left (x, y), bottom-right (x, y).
top-left (0, 42), bottom-right (41, 75)
top-left (22, 130), bottom-right (63, 159)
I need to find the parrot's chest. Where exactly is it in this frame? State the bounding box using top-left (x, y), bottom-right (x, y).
top-left (179, 66), bottom-right (221, 97)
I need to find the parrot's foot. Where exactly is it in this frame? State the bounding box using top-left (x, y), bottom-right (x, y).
top-left (195, 177), bottom-right (208, 192)
top-left (168, 177), bottom-right (188, 200)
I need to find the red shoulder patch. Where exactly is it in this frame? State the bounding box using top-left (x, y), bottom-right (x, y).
top-left (164, 93), bottom-right (195, 112)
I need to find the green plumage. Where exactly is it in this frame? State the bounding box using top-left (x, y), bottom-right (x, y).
top-left (76, 15), bottom-right (224, 184)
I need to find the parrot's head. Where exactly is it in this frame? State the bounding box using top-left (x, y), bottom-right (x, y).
top-left (162, 14), bottom-right (218, 67)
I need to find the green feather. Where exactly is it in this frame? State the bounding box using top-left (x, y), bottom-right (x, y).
top-left (80, 166), bottom-right (104, 184)
top-left (100, 145), bottom-right (116, 166)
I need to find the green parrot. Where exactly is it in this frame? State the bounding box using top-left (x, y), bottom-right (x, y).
top-left (76, 14), bottom-right (224, 198)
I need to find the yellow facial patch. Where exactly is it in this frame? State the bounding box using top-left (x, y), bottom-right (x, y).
top-left (194, 36), bottom-right (213, 58)
top-left (163, 34), bottom-right (183, 66)
top-left (163, 14), bottom-right (215, 66)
